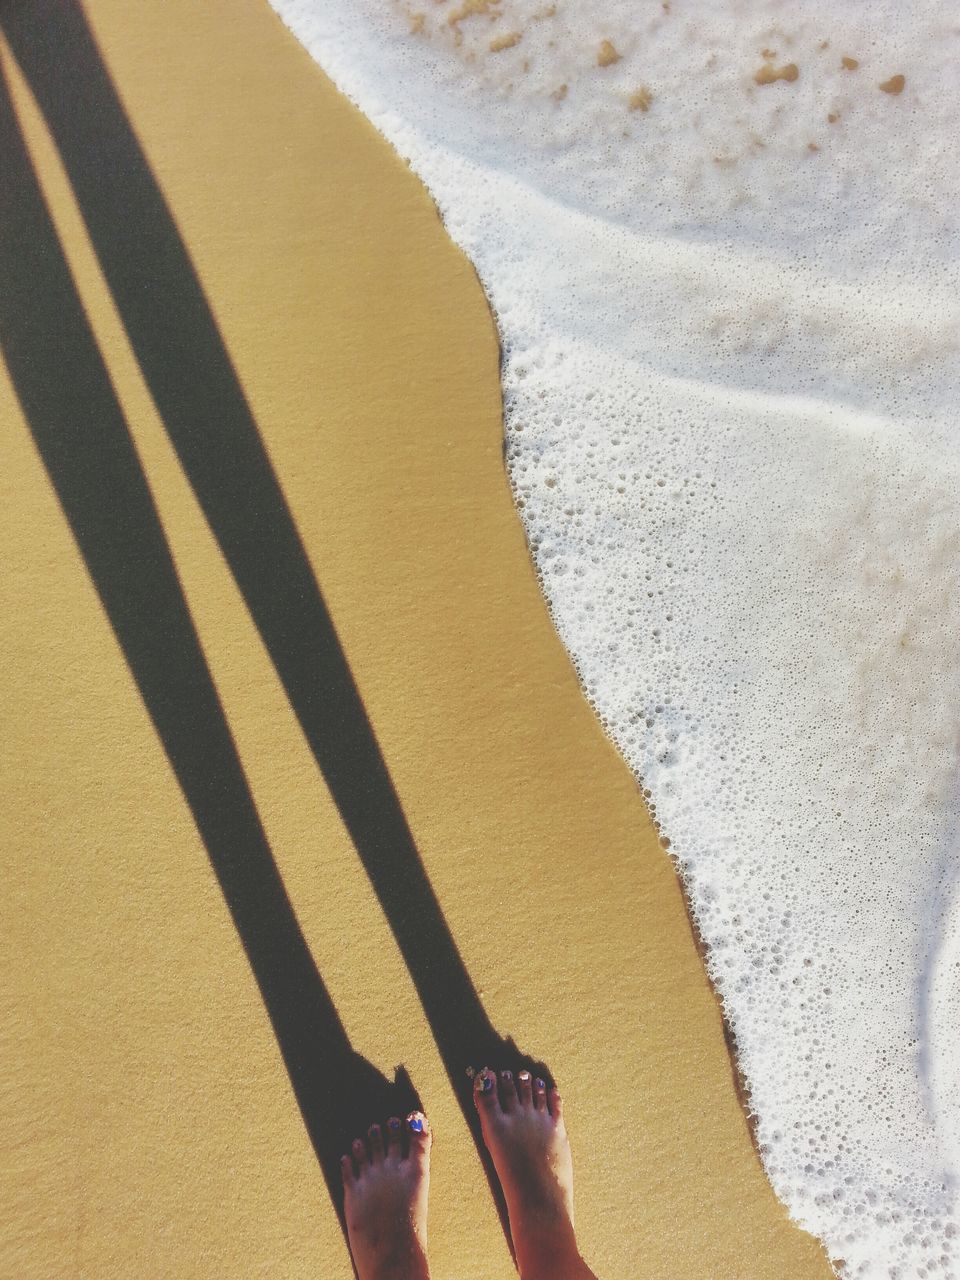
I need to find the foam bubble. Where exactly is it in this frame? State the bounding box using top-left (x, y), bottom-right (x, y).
top-left (269, 2), bottom-right (960, 1273)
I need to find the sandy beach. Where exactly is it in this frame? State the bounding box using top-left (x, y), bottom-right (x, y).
top-left (1, 1), bottom-right (834, 1275)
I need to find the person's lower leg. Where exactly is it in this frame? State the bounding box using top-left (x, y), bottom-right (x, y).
top-left (474, 1068), bottom-right (599, 1280)
top-left (341, 1112), bottom-right (432, 1280)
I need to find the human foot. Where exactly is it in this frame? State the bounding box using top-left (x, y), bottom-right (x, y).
top-left (341, 1111), bottom-right (432, 1280)
top-left (474, 1068), bottom-right (598, 1280)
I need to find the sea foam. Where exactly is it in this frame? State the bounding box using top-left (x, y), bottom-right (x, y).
top-left (268, 2), bottom-right (960, 1273)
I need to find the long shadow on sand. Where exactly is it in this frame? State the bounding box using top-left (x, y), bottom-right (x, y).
top-left (0, 0), bottom-right (549, 1252)
top-left (0, 50), bottom-right (421, 1245)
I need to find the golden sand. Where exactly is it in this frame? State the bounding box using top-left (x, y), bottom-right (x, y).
top-left (0, 1), bottom-right (834, 1275)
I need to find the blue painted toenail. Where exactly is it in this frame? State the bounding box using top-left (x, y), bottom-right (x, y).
top-left (481, 1075), bottom-right (494, 1094)
top-left (535, 1078), bottom-right (545, 1090)
top-left (408, 1115), bottom-right (424, 1133)
top-left (388, 1118), bottom-right (401, 1131)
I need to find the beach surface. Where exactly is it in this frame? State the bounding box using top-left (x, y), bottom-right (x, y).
top-left (1, 1), bottom-right (833, 1275)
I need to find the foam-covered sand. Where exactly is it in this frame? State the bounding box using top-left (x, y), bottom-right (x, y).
top-left (269, 3), bottom-right (960, 1274)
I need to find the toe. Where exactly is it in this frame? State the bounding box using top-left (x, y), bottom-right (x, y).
top-left (352, 1137), bottom-right (368, 1172)
top-left (386, 1116), bottom-right (403, 1161)
top-left (499, 1069), bottom-right (518, 1112)
top-left (340, 1154), bottom-right (354, 1186)
top-left (549, 1086), bottom-right (564, 1122)
top-left (533, 1076), bottom-right (548, 1112)
top-left (368, 1122), bottom-right (385, 1165)
top-left (406, 1112), bottom-right (432, 1164)
top-left (517, 1070), bottom-right (534, 1108)
top-left (473, 1067), bottom-right (499, 1114)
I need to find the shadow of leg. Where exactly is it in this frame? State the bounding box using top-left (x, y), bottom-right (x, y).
top-left (0, 59), bottom-right (420, 1251)
top-left (0, 0), bottom-right (556, 1243)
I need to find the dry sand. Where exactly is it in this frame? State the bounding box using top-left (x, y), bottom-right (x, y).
top-left (0, 0), bottom-right (834, 1275)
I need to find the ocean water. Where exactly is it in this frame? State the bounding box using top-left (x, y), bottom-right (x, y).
top-left (267, 2), bottom-right (960, 1274)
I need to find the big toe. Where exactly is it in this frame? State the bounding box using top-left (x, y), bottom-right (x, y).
top-left (406, 1112), bottom-right (432, 1166)
top-left (474, 1067), bottom-right (500, 1120)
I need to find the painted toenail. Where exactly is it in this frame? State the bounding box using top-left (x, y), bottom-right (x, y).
top-left (408, 1114), bottom-right (424, 1133)
top-left (502, 1071), bottom-right (512, 1081)
top-left (535, 1078), bottom-right (545, 1090)
top-left (480, 1074), bottom-right (494, 1094)
top-left (388, 1118), bottom-right (401, 1131)
top-left (518, 1071), bottom-right (531, 1082)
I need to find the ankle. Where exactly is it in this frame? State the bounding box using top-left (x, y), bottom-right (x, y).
top-left (520, 1252), bottom-right (589, 1280)
top-left (364, 1235), bottom-right (430, 1280)
top-left (368, 1251), bottom-right (430, 1280)
top-left (515, 1218), bottom-right (584, 1280)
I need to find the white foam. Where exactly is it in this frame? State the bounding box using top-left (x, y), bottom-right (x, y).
top-left (269, 2), bottom-right (960, 1272)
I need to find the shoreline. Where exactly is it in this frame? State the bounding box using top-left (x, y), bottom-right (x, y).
top-left (1, 1), bottom-right (834, 1275)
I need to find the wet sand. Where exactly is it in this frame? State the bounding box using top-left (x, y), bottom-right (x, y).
top-left (0, 1), bottom-right (834, 1275)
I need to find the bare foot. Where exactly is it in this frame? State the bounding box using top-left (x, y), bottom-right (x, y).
top-left (341, 1111), bottom-right (432, 1280)
top-left (474, 1068), bottom-right (598, 1280)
